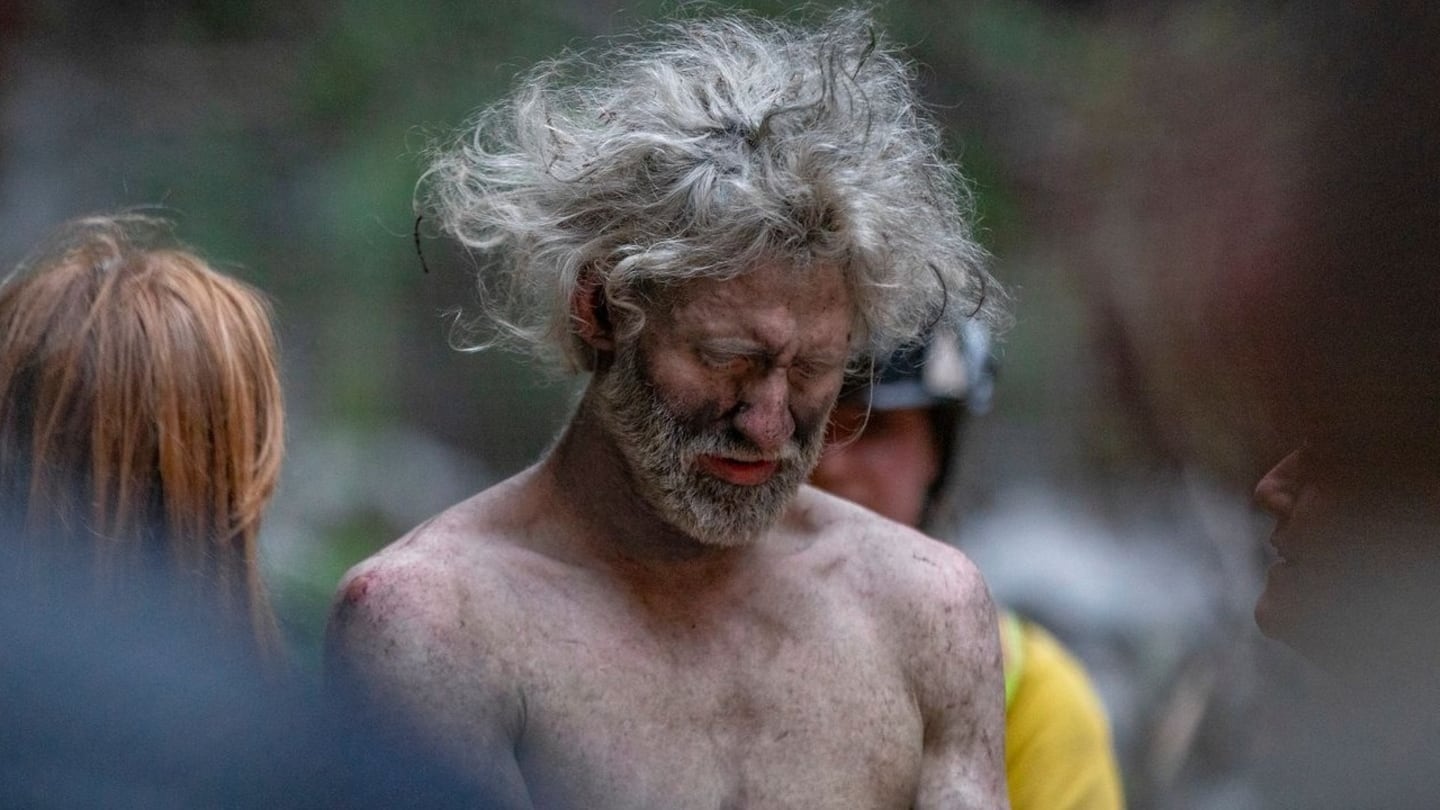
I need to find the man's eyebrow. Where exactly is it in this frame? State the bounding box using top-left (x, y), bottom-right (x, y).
top-left (696, 337), bottom-right (766, 355)
top-left (806, 347), bottom-right (849, 364)
top-left (698, 337), bottom-right (847, 367)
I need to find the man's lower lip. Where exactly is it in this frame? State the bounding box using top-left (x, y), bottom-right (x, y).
top-left (697, 456), bottom-right (779, 486)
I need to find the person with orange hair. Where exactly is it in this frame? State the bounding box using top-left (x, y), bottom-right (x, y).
top-left (0, 215), bottom-right (502, 808)
top-left (0, 214), bottom-right (285, 659)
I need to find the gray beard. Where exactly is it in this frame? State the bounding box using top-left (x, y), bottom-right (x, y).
top-left (593, 345), bottom-right (825, 547)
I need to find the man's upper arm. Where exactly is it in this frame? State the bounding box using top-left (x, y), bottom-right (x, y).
top-left (909, 548), bottom-right (1011, 810)
top-left (325, 559), bottom-right (534, 809)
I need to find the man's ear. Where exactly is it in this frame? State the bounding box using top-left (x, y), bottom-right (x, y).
top-left (571, 270), bottom-right (616, 353)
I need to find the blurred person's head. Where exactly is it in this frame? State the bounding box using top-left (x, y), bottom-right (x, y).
top-left (810, 322), bottom-right (994, 530)
top-left (0, 214), bottom-right (284, 658)
top-left (1252, 433), bottom-right (1440, 686)
top-left (1241, 3), bottom-right (1440, 693)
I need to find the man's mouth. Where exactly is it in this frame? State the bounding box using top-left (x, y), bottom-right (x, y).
top-left (697, 455), bottom-right (780, 486)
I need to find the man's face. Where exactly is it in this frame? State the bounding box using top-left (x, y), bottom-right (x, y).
top-left (1254, 441), bottom-right (1440, 676)
top-left (590, 262), bottom-right (846, 544)
top-left (594, 260), bottom-right (852, 546)
top-left (809, 402), bottom-right (940, 529)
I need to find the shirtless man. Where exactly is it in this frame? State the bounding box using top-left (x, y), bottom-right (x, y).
top-left (326, 10), bottom-right (1009, 808)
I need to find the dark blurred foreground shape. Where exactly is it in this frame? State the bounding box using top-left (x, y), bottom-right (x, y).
top-left (1050, 1), bottom-right (1440, 806)
top-left (921, 1), bottom-right (1440, 806)
top-left (0, 215), bottom-right (478, 805)
top-left (0, 542), bottom-right (495, 809)
top-left (1241, 3), bottom-right (1440, 807)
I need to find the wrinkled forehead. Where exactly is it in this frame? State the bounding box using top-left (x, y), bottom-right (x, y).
top-left (644, 260), bottom-right (858, 345)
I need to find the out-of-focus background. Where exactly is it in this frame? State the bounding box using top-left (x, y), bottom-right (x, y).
top-left (3, 2), bottom-right (1434, 807)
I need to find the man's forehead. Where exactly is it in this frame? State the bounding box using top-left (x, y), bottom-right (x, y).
top-left (654, 261), bottom-right (851, 319)
top-left (681, 258), bottom-right (844, 294)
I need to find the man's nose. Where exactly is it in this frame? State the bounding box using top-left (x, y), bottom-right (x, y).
top-left (733, 368), bottom-right (795, 455)
top-left (1254, 449), bottom-right (1302, 518)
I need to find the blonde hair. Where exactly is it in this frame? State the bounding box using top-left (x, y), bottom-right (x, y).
top-left (0, 215), bottom-right (285, 659)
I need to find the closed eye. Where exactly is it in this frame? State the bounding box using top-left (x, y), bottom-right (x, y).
top-left (789, 360), bottom-right (833, 381)
top-left (697, 348), bottom-right (752, 373)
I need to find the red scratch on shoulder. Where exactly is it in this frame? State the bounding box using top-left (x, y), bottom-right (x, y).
top-left (341, 570), bottom-right (378, 606)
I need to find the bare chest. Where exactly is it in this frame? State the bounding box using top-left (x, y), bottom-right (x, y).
top-left (501, 584), bottom-right (922, 810)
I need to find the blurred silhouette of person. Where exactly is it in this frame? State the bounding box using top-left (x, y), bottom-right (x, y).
top-left (1253, 438), bottom-right (1440, 692)
top-left (0, 214), bottom-right (490, 808)
top-left (811, 324), bottom-right (1126, 810)
top-left (0, 214), bottom-right (284, 659)
top-left (1249, 435), bottom-right (1440, 810)
top-left (1238, 4), bottom-right (1440, 807)
top-left (1252, 0), bottom-right (1440, 680)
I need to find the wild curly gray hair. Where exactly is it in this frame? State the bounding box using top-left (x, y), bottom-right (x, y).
top-left (419, 7), bottom-right (1005, 371)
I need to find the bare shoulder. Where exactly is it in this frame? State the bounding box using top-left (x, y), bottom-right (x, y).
top-left (796, 485), bottom-right (994, 626)
top-left (795, 486), bottom-right (1001, 703)
top-left (329, 485), bottom-right (522, 643)
top-left (793, 487), bottom-right (1008, 807)
top-left (323, 478), bottom-right (543, 741)
top-left (324, 480), bottom-right (542, 805)
top-left (322, 481), bottom-right (551, 808)
top-left (326, 521), bottom-right (472, 665)
top-left (329, 466), bottom-right (553, 624)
